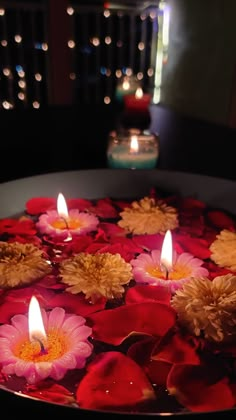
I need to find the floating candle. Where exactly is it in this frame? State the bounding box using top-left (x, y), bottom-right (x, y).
top-left (160, 229), bottom-right (173, 279)
top-left (107, 129), bottom-right (159, 169)
top-left (36, 192), bottom-right (99, 239)
top-left (131, 230), bottom-right (209, 293)
top-left (28, 295), bottom-right (47, 355)
top-left (123, 87), bottom-right (151, 115)
top-left (0, 296), bottom-right (93, 384)
top-left (115, 75), bottom-right (140, 104)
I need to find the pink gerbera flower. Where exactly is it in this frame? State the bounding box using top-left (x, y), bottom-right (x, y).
top-left (0, 307), bottom-right (93, 384)
top-left (131, 250), bottom-right (209, 293)
top-left (36, 209), bottom-right (99, 239)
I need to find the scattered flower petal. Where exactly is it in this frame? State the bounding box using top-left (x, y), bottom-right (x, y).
top-left (76, 351), bottom-right (155, 410)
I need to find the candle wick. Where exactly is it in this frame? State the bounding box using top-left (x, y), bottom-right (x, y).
top-left (32, 335), bottom-right (48, 355)
top-left (60, 216), bottom-right (69, 229)
top-left (161, 263), bottom-right (169, 280)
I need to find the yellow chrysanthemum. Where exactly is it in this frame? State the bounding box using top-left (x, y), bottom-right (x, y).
top-left (59, 252), bottom-right (133, 303)
top-left (118, 197), bottom-right (178, 235)
top-left (0, 241), bottom-right (52, 289)
top-left (171, 274), bottom-right (236, 343)
top-left (210, 229), bottom-right (236, 270)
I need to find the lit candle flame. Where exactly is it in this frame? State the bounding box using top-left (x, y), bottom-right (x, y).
top-left (130, 135), bottom-right (139, 153)
top-left (57, 192), bottom-right (69, 218)
top-left (28, 296), bottom-right (47, 343)
top-left (135, 87), bottom-right (143, 99)
top-left (160, 230), bottom-right (173, 277)
top-left (56, 192), bottom-right (72, 241)
top-left (123, 80), bottom-right (130, 90)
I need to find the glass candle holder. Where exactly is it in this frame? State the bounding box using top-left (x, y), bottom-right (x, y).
top-left (115, 75), bottom-right (140, 105)
top-left (107, 128), bottom-right (159, 170)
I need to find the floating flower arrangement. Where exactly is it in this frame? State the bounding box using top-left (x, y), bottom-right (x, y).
top-left (0, 191), bottom-right (236, 414)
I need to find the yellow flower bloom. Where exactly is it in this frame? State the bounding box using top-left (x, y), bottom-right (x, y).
top-left (118, 197), bottom-right (178, 235)
top-left (59, 252), bottom-right (133, 303)
top-left (171, 274), bottom-right (236, 343)
top-left (210, 229), bottom-right (236, 270)
top-left (0, 241), bottom-right (52, 288)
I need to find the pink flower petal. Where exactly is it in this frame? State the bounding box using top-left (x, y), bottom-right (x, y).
top-left (0, 324), bottom-right (21, 341)
top-left (11, 314), bottom-right (28, 334)
top-left (48, 307), bottom-right (66, 330)
top-left (62, 315), bottom-right (86, 331)
top-left (69, 325), bottom-right (92, 343)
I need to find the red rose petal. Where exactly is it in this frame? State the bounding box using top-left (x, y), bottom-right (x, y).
top-left (0, 218), bottom-right (36, 236)
top-left (25, 383), bottom-right (75, 405)
top-left (88, 302), bottom-right (176, 345)
top-left (122, 336), bottom-right (172, 387)
top-left (174, 233), bottom-right (210, 259)
top-left (230, 383), bottom-right (236, 403)
top-left (179, 197), bottom-right (206, 211)
top-left (26, 197), bottom-right (56, 215)
top-left (5, 286), bottom-right (54, 304)
top-left (62, 235), bottom-right (94, 256)
top-left (76, 351), bottom-right (155, 410)
top-left (146, 360), bottom-right (172, 386)
top-left (126, 285), bottom-right (171, 305)
top-left (207, 210), bottom-right (235, 230)
top-left (91, 198), bottom-right (118, 218)
top-left (128, 336), bottom-right (157, 366)
top-left (47, 292), bottom-right (106, 316)
top-left (8, 235), bottom-right (42, 246)
top-left (132, 234), bottom-right (163, 251)
top-left (115, 200), bottom-right (132, 210)
top-left (204, 261), bottom-right (232, 280)
top-left (151, 332), bottom-right (200, 365)
top-left (96, 242), bottom-right (141, 262)
top-left (110, 236), bottom-right (143, 254)
top-left (0, 301), bottom-right (28, 323)
top-left (67, 198), bottom-right (92, 211)
top-left (167, 364), bottom-right (235, 412)
top-left (37, 274), bottom-right (63, 290)
top-left (85, 242), bottom-right (109, 254)
top-left (100, 222), bottom-right (126, 238)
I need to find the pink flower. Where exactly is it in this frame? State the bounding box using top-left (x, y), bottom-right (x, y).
top-left (36, 209), bottom-right (99, 239)
top-left (0, 307), bottom-right (93, 384)
top-left (131, 250), bottom-right (209, 293)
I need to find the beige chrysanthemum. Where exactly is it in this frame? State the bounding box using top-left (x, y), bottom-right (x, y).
top-left (118, 197), bottom-right (178, 235)
top-left (210, 229), bottom-right (236, 270)
top-left (171, 274), bottom-right (236, 343)
top-left (59, 252), bottom-right (133, 303)
top-left (0, 241), bottom-right (52, 289)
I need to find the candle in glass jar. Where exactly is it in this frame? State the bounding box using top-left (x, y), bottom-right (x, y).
top-left (115, 76), bottom-right (140, 104)
top-left (123, 87), bottom-right (151, 115)
top-left (107, 131), bottom-right (159, 169)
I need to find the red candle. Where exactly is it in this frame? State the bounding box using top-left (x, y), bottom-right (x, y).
top-left (123, 87), bottom-right (151, 115)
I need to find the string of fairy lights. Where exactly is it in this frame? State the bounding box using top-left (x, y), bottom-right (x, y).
top-left (0, 3), bottom-right (48, 110)
top-left (0, 1), bottom-right (169, 109)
